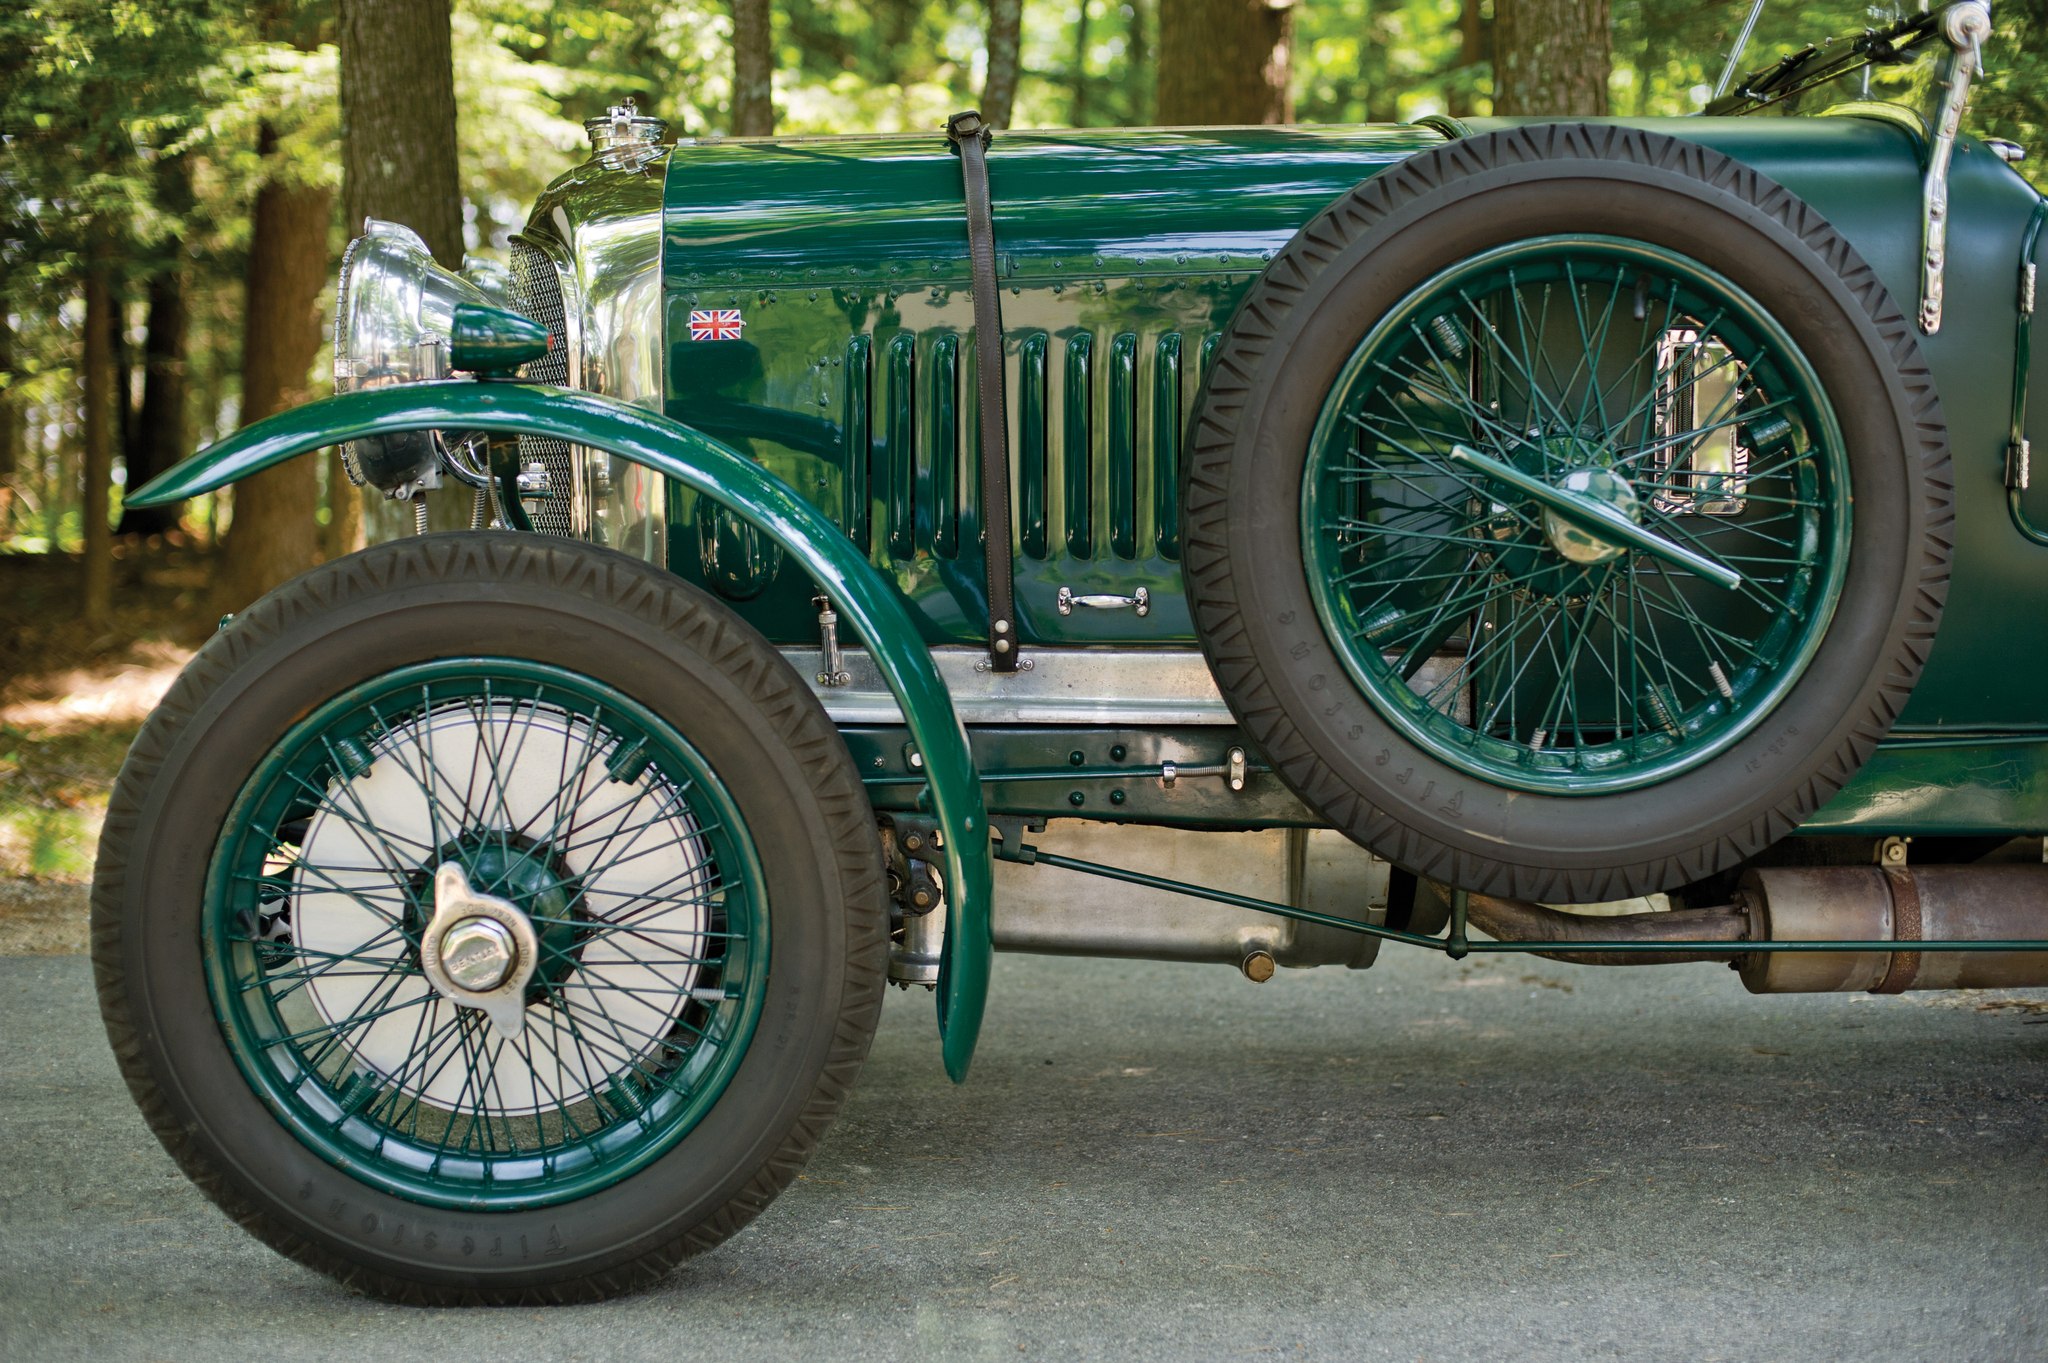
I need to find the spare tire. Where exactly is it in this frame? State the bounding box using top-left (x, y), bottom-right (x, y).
top-left (1182, 124), bottom-right (1950, 902)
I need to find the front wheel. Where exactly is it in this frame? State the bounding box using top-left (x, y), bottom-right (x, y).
top-left (92, 534), bottom-right (886, 1303)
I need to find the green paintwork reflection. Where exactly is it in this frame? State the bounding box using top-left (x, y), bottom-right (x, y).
top-left (660, 127), bottom-right (1439, 648)
top-left (1806, 732), bottom-right (2048, 835)
top-left (125, 381), bottom-right (992, 1082)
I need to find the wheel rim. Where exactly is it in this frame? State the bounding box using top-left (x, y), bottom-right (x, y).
top-left (204, 658), bottom-right (769, 1210)
top-left (1301, 236), bottom-right (1851, 795)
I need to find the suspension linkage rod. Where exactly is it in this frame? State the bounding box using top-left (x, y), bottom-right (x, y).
top-left (991, 837), bottom-right (2048, 955)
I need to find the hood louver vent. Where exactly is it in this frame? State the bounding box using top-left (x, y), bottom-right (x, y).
top-left (852, 327), bottom-right (1194, 567)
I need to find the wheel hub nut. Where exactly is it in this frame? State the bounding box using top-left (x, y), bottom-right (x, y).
top-left (1542, 466), bottom-right (1638, 566)
top-left (439, 915), bottom-right (517, 992)
top-left (420, 864), bottom-right (542, 1038)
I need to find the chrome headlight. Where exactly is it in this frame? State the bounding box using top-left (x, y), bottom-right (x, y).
top-left (334, 220), bottom-right (490, 496)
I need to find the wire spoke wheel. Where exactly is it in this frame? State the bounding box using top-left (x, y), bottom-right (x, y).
top-left (96, 535), bottom-right (885, 1301)
top-left (1186, 125), bottom-right (1947, 897)
top-left (206, 659), bottom-right (768, 1209)
top-left (1302, 236), bottom-right (1851, 795)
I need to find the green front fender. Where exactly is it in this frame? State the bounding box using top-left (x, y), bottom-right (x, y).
top-left (129, 380), bottom-right (993, 1082)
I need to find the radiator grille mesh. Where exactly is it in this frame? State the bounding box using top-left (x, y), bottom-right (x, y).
top-left (507, 240), bottom-right (577, 535)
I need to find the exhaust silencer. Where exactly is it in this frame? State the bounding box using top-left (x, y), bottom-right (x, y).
top-left (1739, 864), bottom-right (2048, 994)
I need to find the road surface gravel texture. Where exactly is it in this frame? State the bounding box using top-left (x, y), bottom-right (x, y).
top-left (3, 940), bottom-right (2044, 1361)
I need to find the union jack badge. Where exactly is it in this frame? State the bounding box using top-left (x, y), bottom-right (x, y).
top-left (688, 308), bottom-right (744, 341)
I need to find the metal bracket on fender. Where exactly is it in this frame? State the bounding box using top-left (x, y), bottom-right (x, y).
top-left (127, 381), bottom-right (995, 1083)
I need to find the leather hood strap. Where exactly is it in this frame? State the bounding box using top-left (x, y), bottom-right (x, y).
top-left (947, 109), bottom-right (1017, 672)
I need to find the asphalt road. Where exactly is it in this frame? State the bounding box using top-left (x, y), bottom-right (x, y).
top-left (4, 940), bottom-right (2045, 1362)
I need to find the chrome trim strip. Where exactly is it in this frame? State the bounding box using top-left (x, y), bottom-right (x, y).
top-left (786, 646), bottom-right (1236, 726)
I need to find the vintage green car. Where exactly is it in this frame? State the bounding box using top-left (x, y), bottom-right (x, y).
top-left (100, 0), bottom-right (2048, 1303)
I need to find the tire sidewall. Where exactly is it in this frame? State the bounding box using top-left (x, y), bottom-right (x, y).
top-left (1188, 128), bottom-right (1948, 898)
top-left (105, 535), bottom-right (881, 1296)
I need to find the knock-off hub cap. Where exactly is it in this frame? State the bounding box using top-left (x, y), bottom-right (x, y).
top-left (439, 916), bottom-right (516, 991)
top-left (418, 863), bottom-right (542, 1038)
top-left (1542, 466), bottom-right (1639, 566)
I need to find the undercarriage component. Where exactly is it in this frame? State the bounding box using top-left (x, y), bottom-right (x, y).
top-left (1462, 894), bottom-right (1756, 967)
top-left (892, 897), bottom-right (945, 988)
top-left (991, 829), bottom-right (2048, 984)
top-left (883, 814), bottom-right (947, 988)
top-left (1464, 864), bottom-right (2048, 989)
top-left (989, 821), bottom-right (1385, 971)
top-left (1738, 864), bottom-right (2048, 993)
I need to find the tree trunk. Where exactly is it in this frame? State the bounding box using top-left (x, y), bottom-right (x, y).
top-left (196, 308), bottom-right (227, 548)
top-left (51, 400), bottom-right (72, 549)
top-left (110, 286), bottom-right (138, 488)
top-left (1449, 0), bottom-right (1488, 117)
top-left (82, 269), bottom-right (114, 622)
top-left (732, 0), bottom-right (774, 136)
top-left (117, 266), bottom-right (189, 536)
top-left (1126, 0), bottom-right (1151, 125)
top-left (339, 0), bottom-right (463, 268)
top-left (218, 160), bottom-right (333, 612)
top-left (0, 267), bottom-right (14, 535)
top-left (1494, 0), bottom-right (1610, 116)
top-left (1156, 0), bottom-right (1294, 126)
top-left (1071, 0), bottom-right (1089, 126)
top-left (983, 0), bottom-right (1022, 128)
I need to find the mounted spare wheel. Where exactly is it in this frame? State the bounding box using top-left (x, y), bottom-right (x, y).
top-left (92, 534), bottom-right (886, 1303)
top-left (1183, 124), bottom-right (1951, 902)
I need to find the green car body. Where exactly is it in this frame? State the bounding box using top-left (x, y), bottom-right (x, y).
top-left (144, 103), bottom-right (2048, 1072)
top-left (133, 32), bottom-right (2048, 1072)
top-left (554, 114), bottom-right (2048, 838)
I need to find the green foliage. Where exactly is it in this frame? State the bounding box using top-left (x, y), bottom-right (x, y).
top-left (1298, 0), bottom-right (1479, 124)
top-left (1974, 0), bottom-right (2048, 188)
top-left (1611, 0), bottom-right (2047, 182)
top-left (2, 0), bottom-right (228, 264)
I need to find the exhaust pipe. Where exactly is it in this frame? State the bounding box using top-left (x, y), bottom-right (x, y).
top-left (1463, 895), bottom-right (1755, 966)
top-left (1461, 865), bottom-right (2048, 992)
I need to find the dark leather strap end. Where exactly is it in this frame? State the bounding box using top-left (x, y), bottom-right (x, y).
top-left (945, 110), bottom-right (992, 148)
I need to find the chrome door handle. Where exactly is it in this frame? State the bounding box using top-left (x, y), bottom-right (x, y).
top-left (1056, 586), bottom-right (1149, 617)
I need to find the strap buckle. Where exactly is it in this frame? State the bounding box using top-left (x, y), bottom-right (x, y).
top-left (945, 109), bottom-right (992, 148)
